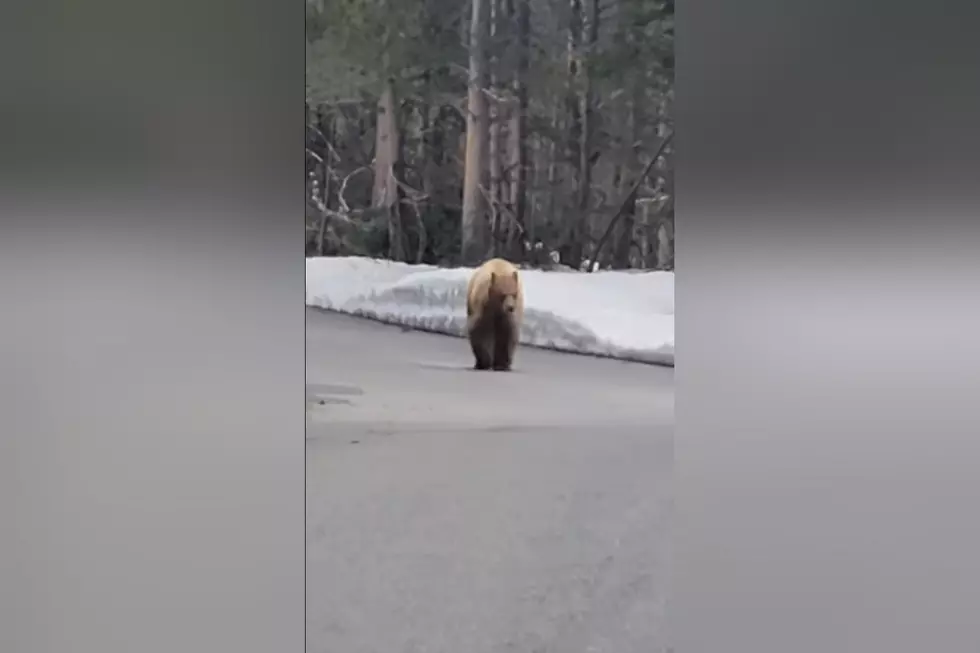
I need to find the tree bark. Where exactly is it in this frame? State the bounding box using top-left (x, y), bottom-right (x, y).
top-left (317, 134), bottom-right (331, 256)
top-left (373, 78), bottom-right (403, 261)
top-left (488, 0), bottom-right (502, 257)
top-left (461, 0), bottom-right (491, 265)
top-left (576, 0), bottom-right (598, 267)
top-left (505, 0), bottom-right (529, 260)
top-left (613, 89), bottom-right (640, 268)
top-left (562, 0), bottom-right (583, 267)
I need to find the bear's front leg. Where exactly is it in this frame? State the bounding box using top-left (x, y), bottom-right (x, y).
top-left (470, 332), bottom-right (493, 370)
top-left (491, 322), bottom-right (514, 371)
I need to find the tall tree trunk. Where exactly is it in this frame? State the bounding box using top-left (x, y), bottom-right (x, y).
top-left (655, 92), bottom-right (674, 270)
top-left (505, 0), bottom-right (529, 260)
top-left (315, 109), bottom-right (333, 256)
top-left (317, 114), bottom-right (332, 256)
top-left (488, 0), bottom-right (502, 257)
top-left (561, 0), bottom-right (583, 267)
top-left (576, 0), bottom-right (598, 267)
top-left (613, 88), bottom-right (640, 269)
top-left (461, 0), bottom-right (491, 265)
top-left (545, 101), bottom-right (560, 254)
top-left (612, 4), bottom-right (641, 270)
top-left (373, 78), bottom-right (403, 261)
top-left (419, 101), bottom-right (435, 200)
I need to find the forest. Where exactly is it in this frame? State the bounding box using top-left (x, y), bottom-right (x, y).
top-left (305, 0), bottom-right (674, 271)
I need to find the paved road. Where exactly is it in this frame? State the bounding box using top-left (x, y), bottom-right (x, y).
top-left (306, 308), bottom-right (674, 653)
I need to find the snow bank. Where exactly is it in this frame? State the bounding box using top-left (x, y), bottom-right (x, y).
top-left (306, 256), bottom-right (674, 366)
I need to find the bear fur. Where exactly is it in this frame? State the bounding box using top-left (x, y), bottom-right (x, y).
top-left (465, 258), bottom-right (525, 371)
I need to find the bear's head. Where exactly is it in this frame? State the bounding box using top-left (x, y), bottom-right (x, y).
top-left (489, 270), bottom-right (520, 314)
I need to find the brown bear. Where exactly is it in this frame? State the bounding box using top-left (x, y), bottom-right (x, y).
top-left (465, 257), bottom-right (525, 371)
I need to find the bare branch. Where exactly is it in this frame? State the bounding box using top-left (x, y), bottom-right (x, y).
top-left (481, 87), bottom-right (516, 105)
top-left (305, 148), bottom-right (324, 163)
top-left (390, 170), bottom-right (429, 264)
top-left (391, 173), bottom-right (429, 203)
top-left (305, 123), bottom-right (342, 163)
top-left (590, 130), bottom-right (674, 272)
top-left (478, 183), bottom-right (525, 240)
top-left (337, 165), bottom-right (371, 214)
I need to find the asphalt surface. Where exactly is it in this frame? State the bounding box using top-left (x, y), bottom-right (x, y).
top-left (306, 308), bottom-right (674, 653)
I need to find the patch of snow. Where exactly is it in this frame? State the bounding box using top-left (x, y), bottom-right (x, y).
top-left (306, 256), bottom-right (674, 366)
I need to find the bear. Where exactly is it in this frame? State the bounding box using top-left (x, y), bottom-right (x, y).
top-left (465, 257), bottom-right (525, 371)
